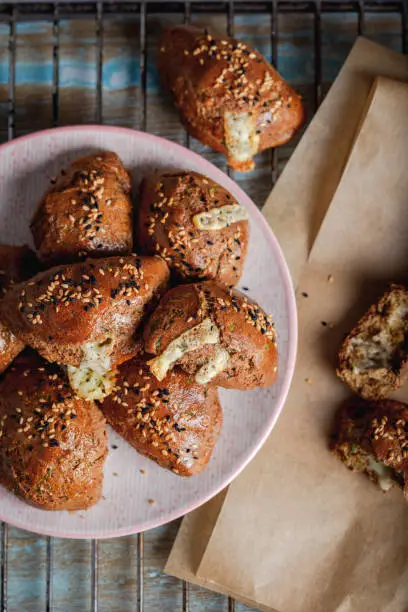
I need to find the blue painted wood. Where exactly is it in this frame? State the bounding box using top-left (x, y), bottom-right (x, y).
top-left (0, 8), bottom-right (404, 611)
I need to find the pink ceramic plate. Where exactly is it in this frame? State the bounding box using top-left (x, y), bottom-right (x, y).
top-left (0, 126), bottom-right (297, 539)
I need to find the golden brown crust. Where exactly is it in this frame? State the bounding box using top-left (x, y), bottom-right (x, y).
top-left (0, 255), bottom-right (170, 367)
top-left (337, 284), bottom-right (408, 400)
top-left (0, 245), bottom-right (38, 374)
top-left (0, 325), bottom-right (24, 375)
top-left (331, 397), bottom-right (408, 499)
top-left (0, 351), bottom-right (108, 511)
top-left (136, 171), bottom-right (248, 286)
top-left (144, 281), bottom-right (278, 389)
top-left (30, 152), bottom-right (133, 265)
top-left (158, 25), bottom-right (304, 171)
top-left (0, 245), bottom-right (38, 296)
top-left (100, 352), bottom-right (222, 476)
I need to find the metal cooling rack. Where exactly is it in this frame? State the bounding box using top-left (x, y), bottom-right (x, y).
top-left (0, 1), bottom-right (406, 610)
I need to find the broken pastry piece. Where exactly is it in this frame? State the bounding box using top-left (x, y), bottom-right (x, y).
top-left (337, 284), bottom-right (408, 400)
top-left (30, 152), bottom-right (133, 266)
top-left (100, 352), bottom-right (222, 476)
top-left (144, 280), bottom-right (278, 389)
top-left (331, 397), bottom-right (408, 498)
top-left (0, 351), bottom-right (108, 511)
top-left (158, 25), bottom-right (304, 171)
top-left (137, 171), bottom-right (249, 286)
top-left (0, 255), bottom-right (170, 400)
top-left (0, 245), bottom-right (38, 374)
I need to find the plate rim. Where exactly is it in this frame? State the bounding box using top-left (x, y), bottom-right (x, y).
top-left (0, 124), bottom-right (297, 539)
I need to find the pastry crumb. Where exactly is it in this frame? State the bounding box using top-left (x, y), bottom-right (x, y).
top-left (148, 498), bottom-right (156, 505)
top-left (140, 469), bottom-right (146, 475)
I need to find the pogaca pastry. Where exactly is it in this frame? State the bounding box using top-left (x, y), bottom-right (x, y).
top-left (0, 245), bottom-right (38, 374)
top-left (331, 397), bottom-right (408, 498)
top-left (100, 352), bottom-right (222, 476)
top-left (158, 25), bottom-right (304, 172)
top-left (0, 351), bottom-right (108, 511)
top-left (0, 255), bottom-right (170, 400)
top-left (30, 152), bottom-right (133, 265)
top-left (337, 284), bottom-right (408, 400)
top-left (144, 281), bottom-right (278, 389)
top-left (137, 170), bottom-right (249, 286)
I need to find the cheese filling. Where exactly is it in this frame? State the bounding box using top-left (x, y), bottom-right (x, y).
top-left (148, 318), bottom-right (220, 381)
top-left (367, 456), bottom-right (396, 492)
top-left (195, 347), bottom-right (230, 384)
top-left (224, 111), bottom-right (260, 163)
top-left (67, 340), bottom-right (116, 401)
top-left (193, 204), bottom-right (248, 230)
top-left (350, 297), bottom-right (408, 374)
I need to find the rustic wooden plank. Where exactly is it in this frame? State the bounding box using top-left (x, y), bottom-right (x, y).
top-left (6, 527), bottom-right (47, 612)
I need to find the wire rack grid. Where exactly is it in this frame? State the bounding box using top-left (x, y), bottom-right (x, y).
top-left (0, 1), bottom-right (406, 610)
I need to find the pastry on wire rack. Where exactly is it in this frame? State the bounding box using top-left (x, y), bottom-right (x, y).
top-left (158, 25), bottom-right (304, 171)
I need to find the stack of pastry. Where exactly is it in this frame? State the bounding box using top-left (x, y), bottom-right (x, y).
top-left (0, 154), bottom-right (278, 511)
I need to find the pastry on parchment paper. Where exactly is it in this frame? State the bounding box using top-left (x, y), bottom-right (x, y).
top-left (31, 152), bottom-right (133, 266)
top-left (144, 280), bottom-right (278, 390)
top-left (0, 255), bottom-right (170, 400)
top-left (100, 352), bottom-right (222, 477)
top-left (158, 25), bottom-right (304, 172)
top-left (337, 284), bottom-right (408, 400)
top-left (136, 170), bottom-right (249, 286)
top-left (0, 351), bottom-right (108, 511)
top-left (331, 397), bottom-right (408, 499)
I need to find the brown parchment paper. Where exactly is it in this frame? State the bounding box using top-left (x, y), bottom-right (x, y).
top-left (166, 41), bottom-right (408, 612)
top-left (172, 77), bottom-right (408, 612)
top-left (263, 36), bottom-right (408, 284)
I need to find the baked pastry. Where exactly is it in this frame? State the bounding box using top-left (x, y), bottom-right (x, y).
top-left (0, 245), bottom-right (38, 296)
top-left (136, 171), bottom-right (249, 286)
top-left (158, 25), bottom-right (304, 172)
top-left (0, 351), bottom-right (108, 511)
top-left (331, 397), bottom-right (408, 498)
top-left (0, 245), bottom-right (38, 374)
top-left (30, 152), bottom-right (133, 265)
top-left (0, 255), bottom-right (170, 399)
top-left (144, 281), bottom-right (278, 389)
top-left (0, 326), bottom-right (24, 376)
top-left (337, 284), bottom-right (408, 400)
top-left (100, 352), bottom-right (222, 476)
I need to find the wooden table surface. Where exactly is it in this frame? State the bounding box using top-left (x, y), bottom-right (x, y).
top-left (0, 5), bottom-right (404, 611)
